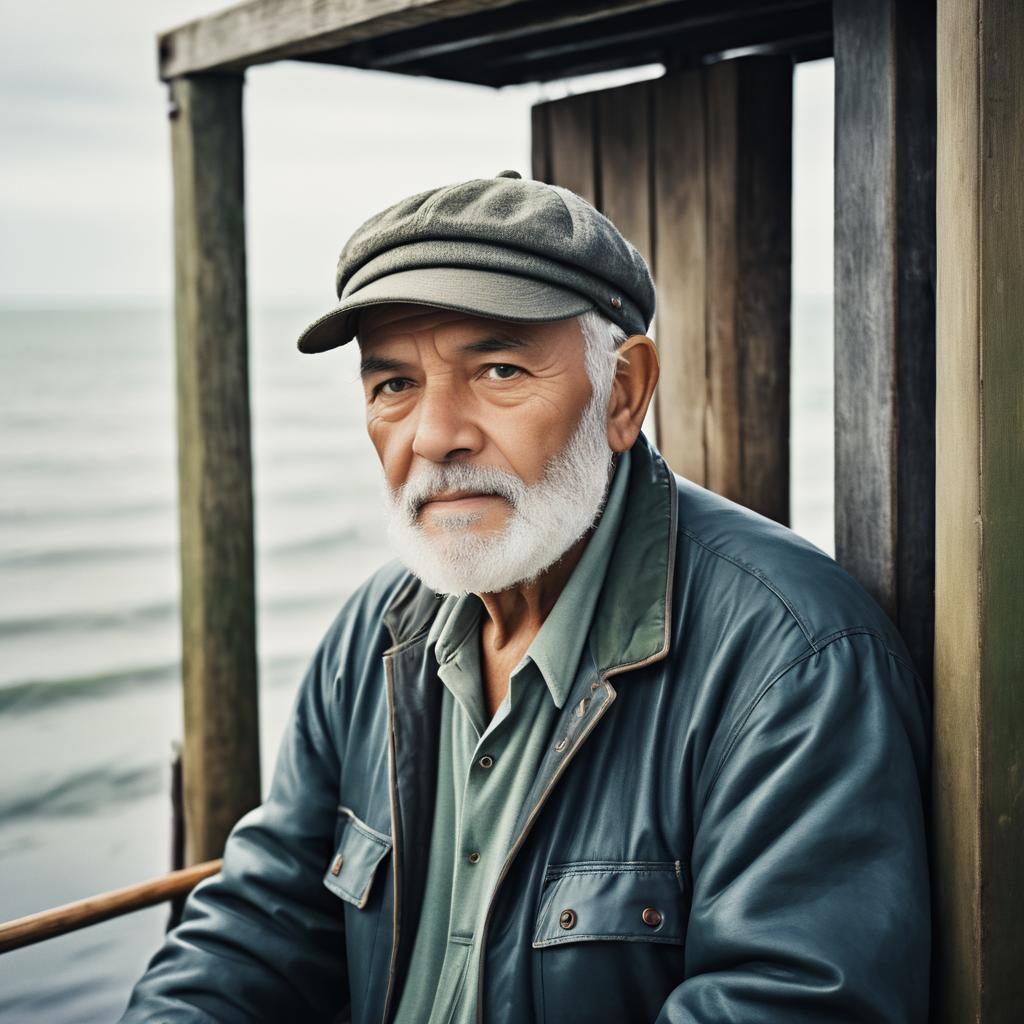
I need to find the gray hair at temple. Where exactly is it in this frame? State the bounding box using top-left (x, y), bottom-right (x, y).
top-left (577, 306), bottom-right (629, 417)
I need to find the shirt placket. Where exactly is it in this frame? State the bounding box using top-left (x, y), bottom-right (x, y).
top-left (447, 672), bottom-right (519, 943)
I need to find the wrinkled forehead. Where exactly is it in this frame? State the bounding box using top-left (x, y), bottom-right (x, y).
top-left (356, 303), bottom-right (584, 356)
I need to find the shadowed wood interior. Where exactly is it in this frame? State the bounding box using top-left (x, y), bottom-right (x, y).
top-left (533, 58), bottom-right (792, 523)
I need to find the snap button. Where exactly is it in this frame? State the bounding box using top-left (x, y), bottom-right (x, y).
top-left (641, 907), bottom-right (662, 928)
top-left (478, 755), bottom-right (494, 769)
top-left (610, 295), bottom-right (622, 309)
top-left (559, 908), bottom-right (577, 930)
top-left (330, 854), bottom-right (344, 877)
top-left (468, 851), bottom-right (481, 864)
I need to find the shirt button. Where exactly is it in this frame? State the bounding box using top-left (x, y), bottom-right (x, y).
top-left (478, 755), bottom-right (494, 769)
top-left (641, 907), bottom-right (662, 928)
top-left (468, 851), bottom-right (481, 864)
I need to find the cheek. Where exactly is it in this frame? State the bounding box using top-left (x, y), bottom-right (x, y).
top-left (366, 415), bottom-right (411, 491)
top-left (491, 403), bottom-right (583, 482)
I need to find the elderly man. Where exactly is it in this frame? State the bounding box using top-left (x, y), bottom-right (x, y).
top-left (122, 170), bottom-right (930, 1023)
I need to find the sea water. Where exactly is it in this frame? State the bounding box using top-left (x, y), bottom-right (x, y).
top-left (0, 300), bottom-right (833, 1020)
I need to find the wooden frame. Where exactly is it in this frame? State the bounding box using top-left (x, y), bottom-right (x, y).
top-left (933, 0), bottom-right (1024, 1018)
top-left (171, 74), bottom-right (261, 865)
top-left (158, 0), bottom-right (832, 85)
top-left (833, 0), bottom-right (936, 680)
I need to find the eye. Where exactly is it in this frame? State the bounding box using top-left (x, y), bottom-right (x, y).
top-left (483, 364), bottom-right (523, 382)
top-left (374, 377), bottom-right (414, 397)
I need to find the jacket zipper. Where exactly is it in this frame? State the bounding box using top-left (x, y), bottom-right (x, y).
top-left (473, 676), bottom-right (619, 1024)
top-left (380, 654), bottom-right (402, 1024)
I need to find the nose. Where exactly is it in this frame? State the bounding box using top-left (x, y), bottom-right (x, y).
top-left (411, 376), bottom-right (483, 463)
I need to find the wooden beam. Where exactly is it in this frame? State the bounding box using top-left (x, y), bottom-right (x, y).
top-left (171, 75), bottom-right (261, 865)
top-left (933, 0), bottom-right (1024, 1020)
top-left (344, 0), bottom-right (694, 70)
top-left (704, 56), bottom-right (791, 523)
top-left (324, 6), bottom-right (831, 87)
top-left (157, 0), bottom-right (828, 81)
top-left (833, 0), bottom-right (936, 678)
top-left (160, 0), bottom-right (543, 79)
top-left (0, 861), bottom-right (222, 954)
top-left (342, 0), bottom-right (827, 71)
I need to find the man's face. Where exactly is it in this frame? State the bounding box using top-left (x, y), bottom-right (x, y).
top-left (357, 303), bottom-right (614, 594)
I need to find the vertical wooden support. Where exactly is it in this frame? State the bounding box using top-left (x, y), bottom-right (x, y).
top-left (702, 57), bottom-right (792, 524)
top-left (933, 0), bottom-right (1024, 1019)
top-left (170, 74), bottom-right (260, 865)
top-left (533, 58), bottom-right (792, 523)
top-left (833, 0), bottom-right (936, 678)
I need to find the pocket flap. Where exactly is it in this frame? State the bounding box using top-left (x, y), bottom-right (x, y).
top-left (532, 861), bottom-right (687, 948)
top-left (322, 806), bottom-right (392, 909)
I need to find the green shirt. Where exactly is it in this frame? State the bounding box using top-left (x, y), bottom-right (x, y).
top-left (392, 449), bottom-right (632, 1024)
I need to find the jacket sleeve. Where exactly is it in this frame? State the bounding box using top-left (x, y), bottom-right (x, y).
top-left (119, 607), bottom-right (355, 1023)
top-left (656, 631), bottom-right (931, 1024)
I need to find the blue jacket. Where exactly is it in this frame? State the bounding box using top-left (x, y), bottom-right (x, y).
top-left (122, 432), bottom-right (931, 1023)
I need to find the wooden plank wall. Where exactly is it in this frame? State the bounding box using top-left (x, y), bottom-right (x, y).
top-left (170, 74), bottom-right (261, 865)
top-left (833, 0), bottom-right (936, 681)
top-left (532, 57), bottom-right (793, 524)
top-left (933, 0), bottom-right (1024, 1019)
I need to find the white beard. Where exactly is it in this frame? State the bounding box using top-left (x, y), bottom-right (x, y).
top-left (382, 391), bottom-right (615, 596)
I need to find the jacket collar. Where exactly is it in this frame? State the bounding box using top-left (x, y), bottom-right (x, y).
top-left (381, 430), bottom-right (678, 674)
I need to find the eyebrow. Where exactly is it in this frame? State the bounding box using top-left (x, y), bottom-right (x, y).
top-left (457, 334), bottom-right (534, 355)
top-left (359, 355), bottom-right (409, 379)
top-left (359, 334), bottom-right (534, 378)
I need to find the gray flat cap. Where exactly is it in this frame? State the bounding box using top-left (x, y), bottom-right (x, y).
top-left (297, 169), bottom-right (656, 353)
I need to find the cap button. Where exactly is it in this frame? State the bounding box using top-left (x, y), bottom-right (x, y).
top-left (496, 169), bottom-right (522, 179)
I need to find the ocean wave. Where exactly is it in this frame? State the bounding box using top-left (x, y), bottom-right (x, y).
top-left (0, 662), bottom-right (180, 716)
top-left (0, 539), bottom-right (176, 569)
top-left (0, 653), bottom-right (311, 718)
top-left (266, 525), bottom-right (358, 558)
top-left (0, 600), bottom-right (177, 639)
top-left (0, 763), bottom-right (163, 823)
top-left (0, 525), bottom-right (361, 570)
top-left (0, 590), bottom-right (343, 642)
top-left (0, 496), bottom-right (174, 525)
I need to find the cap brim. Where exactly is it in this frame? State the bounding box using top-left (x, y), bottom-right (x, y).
top-left (296, 266), bottom-right (594, 353)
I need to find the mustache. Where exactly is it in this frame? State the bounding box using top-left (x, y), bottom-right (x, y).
top-left (391, 462), bottom-right (526, 518)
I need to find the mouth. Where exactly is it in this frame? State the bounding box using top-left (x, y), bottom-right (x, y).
top-left (417, 491), bottom-right (506, 515)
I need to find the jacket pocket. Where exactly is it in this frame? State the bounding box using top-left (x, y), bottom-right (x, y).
top-left (532, 860), bottom-right (687, 948)
top-left (532, 861), bottom-right (688, 1024)
top-left (322, 805), bottom-right (392, 910)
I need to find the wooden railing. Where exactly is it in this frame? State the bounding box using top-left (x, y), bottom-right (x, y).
top-left (0, 860), bottom-right (221, 955)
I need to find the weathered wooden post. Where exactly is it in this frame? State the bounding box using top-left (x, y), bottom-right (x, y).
top-left (532, 56), bottom-right (793, 524)
top-left (169, 73), bottom-right (261, 866)
top-left (933, 0), bottom-right (1024, 1019)
top-left (833, 0), bottom-right (937, 680)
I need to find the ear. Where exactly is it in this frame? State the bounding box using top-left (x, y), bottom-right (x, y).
top-left (606, 335), bottom-right (659, 453)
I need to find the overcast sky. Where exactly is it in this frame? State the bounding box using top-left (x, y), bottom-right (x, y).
top-left (0, 2), bottom-right (833, 308)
